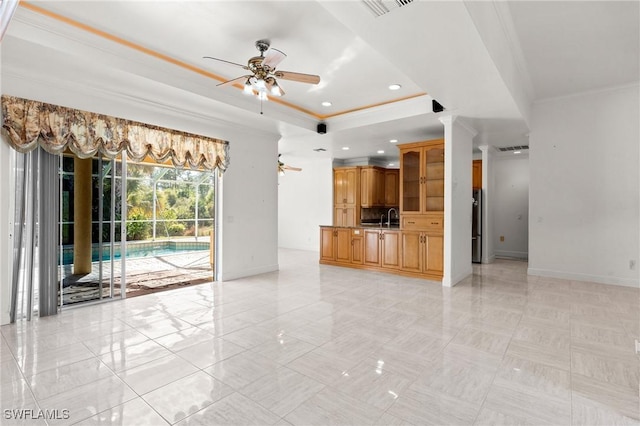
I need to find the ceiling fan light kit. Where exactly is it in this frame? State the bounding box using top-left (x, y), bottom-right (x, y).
top-left (206, 39), bottom-right (320, 103)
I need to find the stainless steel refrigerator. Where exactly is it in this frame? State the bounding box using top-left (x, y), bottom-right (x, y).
top-left (472, 188), bottom-right (482, 263)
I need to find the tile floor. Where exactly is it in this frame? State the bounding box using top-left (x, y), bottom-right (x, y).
top-left (1, 249), bottom-right (638, 425)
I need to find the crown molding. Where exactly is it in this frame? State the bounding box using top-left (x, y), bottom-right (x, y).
top-left (491, 1), bottom-right (536, 101)
top-left (533, 81), bottom-right (640, 105)
top-left (2, 68), bottom-right (281, 141)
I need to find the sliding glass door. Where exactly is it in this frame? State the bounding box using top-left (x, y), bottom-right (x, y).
top-left (58, 154), bottom-right (126, 306)
top-left (57, 154), bottom-right (215, 307)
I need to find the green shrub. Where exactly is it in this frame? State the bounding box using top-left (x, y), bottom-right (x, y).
top-left (167, 223), bottom-right (186, 236)
top-left (127, 209), bottom-right (150, 240)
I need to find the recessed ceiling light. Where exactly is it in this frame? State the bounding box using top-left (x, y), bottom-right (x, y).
top-left (321, 101), bottom-right (332, 107)
top-left (313, 148), bottom-right (326, 152)
top-left (377, 150), bottom-right (385, 154)
top-left (388, 163), bottom-right (395, 167)
top-left (513, 150), bottom-right (521, 154)
top-left (388, 84), bottom-right (402, 90)
top-left (389, 139), bottom-right (398, 143)
top-left (342, 146), bottom-right (350, 150)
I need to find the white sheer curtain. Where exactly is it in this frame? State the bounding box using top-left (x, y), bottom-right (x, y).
top-left (10, 147), bottom-right (59, 322)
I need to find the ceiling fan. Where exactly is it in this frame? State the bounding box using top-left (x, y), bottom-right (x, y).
top-left (278, 154), bottom-right (302, 176)
top-left (204, 39), bottom-right (321, 101)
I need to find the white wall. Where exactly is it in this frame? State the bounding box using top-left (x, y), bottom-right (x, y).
top-left (493, 155), bottom-right (529, 259)
top-left (219, 134), bottom-right (279, 281)
top-left (0, 63), bottom-right (281, 324)
top-left (442, 116), bottom-right (474, 286)
top-left (529, 85), bottom-right (639, 287)
top-left (278, 155), bottom-right (333, 251)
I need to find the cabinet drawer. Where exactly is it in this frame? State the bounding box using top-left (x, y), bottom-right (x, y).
top-left (401, 214), bottom-right (443, 231)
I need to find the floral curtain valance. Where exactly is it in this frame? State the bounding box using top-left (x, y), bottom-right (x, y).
top-left (1, 95), bottom-right (230, 172)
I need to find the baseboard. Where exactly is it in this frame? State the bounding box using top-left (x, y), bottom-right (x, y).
top-left (220, 263), bottom-right (279, 281)
top-left (482, 254), bottom-right (496, 264)
top-left (443, 267), bottom-right (472, 287)
top-left (527, 267), bottom-right (639, 288)
top-left (495, 250), bottom-right (528, 260)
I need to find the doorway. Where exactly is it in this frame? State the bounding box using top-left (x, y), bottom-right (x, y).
top-left (58, 153), bottom-right (216, 307)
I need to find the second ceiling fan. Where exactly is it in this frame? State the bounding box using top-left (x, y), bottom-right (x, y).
top-left (204, 39), bottom-right (321, 101)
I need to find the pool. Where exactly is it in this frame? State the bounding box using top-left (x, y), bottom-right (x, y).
top-left (61, 240), bottom-right (210, 265)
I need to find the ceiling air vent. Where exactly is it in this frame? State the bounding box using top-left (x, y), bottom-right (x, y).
top-left (361, 0), bottom-right (414, 17)
top-left (497, 145), bottom-right (529, 152)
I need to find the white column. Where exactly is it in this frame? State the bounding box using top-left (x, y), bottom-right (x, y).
top-left (479, 145), bottom-right (495, 263)
top-left (440, 115), bottom-right (476, 287)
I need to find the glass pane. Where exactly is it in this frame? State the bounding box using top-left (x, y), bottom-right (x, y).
top-left (198, 185), bottom-right (215, 219)
top-left (402, 150), bottom-right (420, 212)
top-left (60, 155), bottom-right (119, 307)
top-left (197, 220), bottom-right (214, 237)
top-left (424, 146), bottom-right (445, 211)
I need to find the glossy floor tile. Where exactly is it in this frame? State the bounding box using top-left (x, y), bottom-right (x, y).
top-left (1, 249), bottom-right (639, 425)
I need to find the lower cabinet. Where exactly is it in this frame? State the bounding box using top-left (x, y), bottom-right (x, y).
top-left (401, 231), bottom-right (443, 276)
top-left (363, 229), bottom-right (400, 269)
top-left (321, 227), bottom-right (441, 280)
top-left (320, 227), bottom-right (363, 265)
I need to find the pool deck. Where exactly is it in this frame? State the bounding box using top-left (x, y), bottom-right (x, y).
top-left (61, 250), bottom-right (213, 305)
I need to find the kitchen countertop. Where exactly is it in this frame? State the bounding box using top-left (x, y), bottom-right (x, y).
top-left (321, 224), bottom-right (401, 230)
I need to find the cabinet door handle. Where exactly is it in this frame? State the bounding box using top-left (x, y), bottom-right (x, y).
top-left (431, 222), bottom-right (438, 225)
top-left (408, 221), bottom-right (415, 224)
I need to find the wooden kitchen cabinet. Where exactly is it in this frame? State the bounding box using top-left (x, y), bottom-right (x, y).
top-left (400, 231), bottom-right (422, 273)
top-left (381, 231), bottom-right (401, 269)
top-left (361, 166), bottom-right (385, 207)
top-left (334, 206), bottom-right (357, 227)
top-left (351, 232), bottom-right (364, 264)
top-left (425, 234), bottom-right (443, 275)
top-left (320, 227), bottom-right (351, 263)
top-left (334, 167), bottom-right (359, 205)
top-left (473, 160), bottom-right (482, 189)
top-left (401, 231), bottom-right (443, 278)
top-left (384, 169), bottom-right (400, 207)
top-left (320, 227), bottom-right (337, 262)
top-left (363, 229), bottom-right (381, 266)
top-left (363, 229), bottom-right (400, 269)
top-left (334, 167), bottom-right (360, 226)
top-left (399, 139), bottom-right (445, 215)
top-left (320, 227), bottom-right (364, 265)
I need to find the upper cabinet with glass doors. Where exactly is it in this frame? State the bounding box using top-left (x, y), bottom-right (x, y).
top-left (399, 139), bottom-right (445, 215)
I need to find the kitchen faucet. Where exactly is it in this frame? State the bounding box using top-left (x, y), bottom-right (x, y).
top-left (387, 208), bottom-right (398, 228)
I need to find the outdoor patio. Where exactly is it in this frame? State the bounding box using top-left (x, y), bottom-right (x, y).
top-left (60, 250), bottom-right (213, 305)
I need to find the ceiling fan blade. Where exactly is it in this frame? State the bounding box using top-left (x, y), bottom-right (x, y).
top-left (203, 56), bottom-right (249, 70)
top-left (283, 165), bottom-right (302, 172)
top-left (274, 71), bottom-right (320, 85)
top-left (216, 75), bottom-right (251, 87)
top-left (263, 48), bottom-right (287, 69)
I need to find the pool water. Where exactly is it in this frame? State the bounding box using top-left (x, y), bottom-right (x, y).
top-left (61, 243), bottom-right (209, 265)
